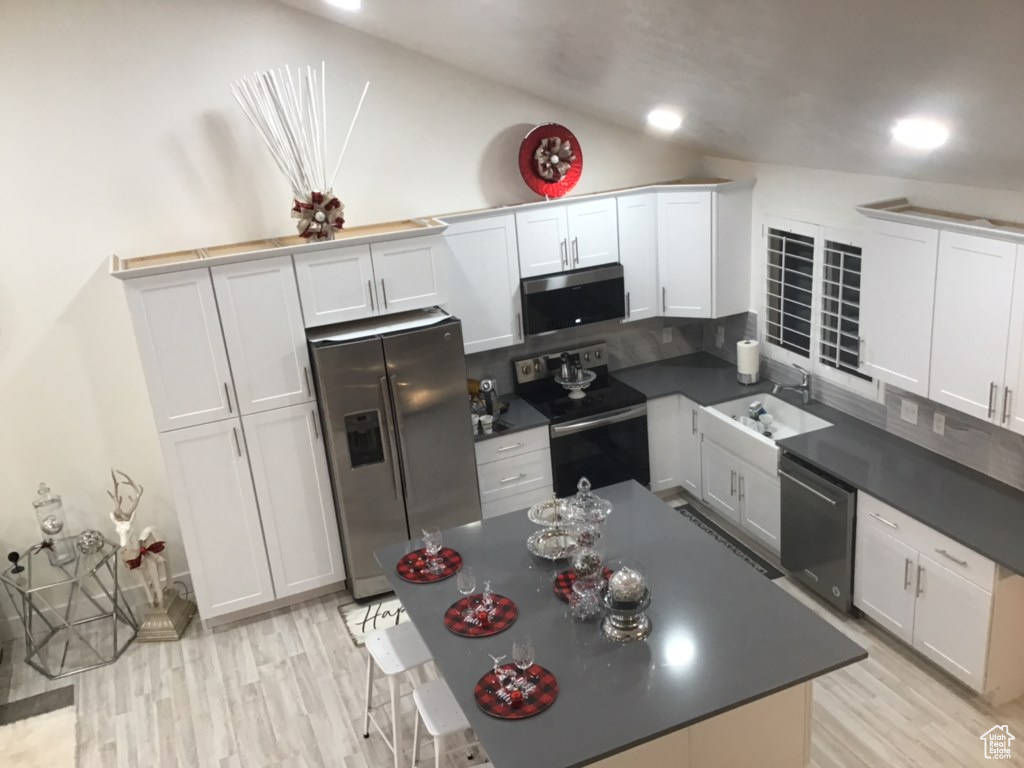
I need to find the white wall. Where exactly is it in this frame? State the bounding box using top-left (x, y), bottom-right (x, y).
top-left (0, 0), bottom-right (698, 630)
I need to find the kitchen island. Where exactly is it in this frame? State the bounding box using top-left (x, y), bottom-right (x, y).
top-left (376, 481), bottom-right (866, 768)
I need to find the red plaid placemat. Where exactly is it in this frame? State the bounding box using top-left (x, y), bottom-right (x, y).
top-left (474, 664), bottom-right (558, 720)
top-left (396, 547), bottom-right (462, 583)
top-left (444, 594), bottom-right (517, 638)
top-left (552, 567), bottom-right (613, 602)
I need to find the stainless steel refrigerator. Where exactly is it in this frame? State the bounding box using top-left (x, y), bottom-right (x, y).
top-left (308, 308), bottom-right (481, 599)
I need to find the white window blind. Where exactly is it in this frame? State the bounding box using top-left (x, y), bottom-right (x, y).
top-left (765, 228), bottom-right (814, 358)
top-left (819, 240), bottom-right (870, 380)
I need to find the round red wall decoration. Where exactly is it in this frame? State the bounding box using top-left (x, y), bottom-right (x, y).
top-left (518, 123), bottom-right (583, 198)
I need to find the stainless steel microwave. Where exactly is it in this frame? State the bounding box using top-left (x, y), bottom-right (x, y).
top-left (521, 264), bottom-right (625, 336)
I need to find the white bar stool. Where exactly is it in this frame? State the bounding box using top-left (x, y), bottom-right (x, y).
top-left (363, 622), bottom-right (434, 768)
top-left (411, 678), bottom-right (492, 768)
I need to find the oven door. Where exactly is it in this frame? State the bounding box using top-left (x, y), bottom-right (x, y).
top-left (549, 403), bottom-right (649, 497)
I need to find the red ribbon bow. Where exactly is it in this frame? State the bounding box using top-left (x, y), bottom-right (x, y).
top-left (126, 540), bottom-right (165, 570)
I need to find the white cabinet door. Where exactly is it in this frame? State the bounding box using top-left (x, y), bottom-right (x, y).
top-left (1005, 244), bottom-right (1024, 435)
top-left (853, 520), bottom-right (918, 644)
top-left (913, 553), bottom-right (992, 691)
top-left (700, 439), bottom-right (740, 524)
top-left (294, 244), bottom-right (377, 327)
top-left (243, 403), bottom-right (345, 599)
top-left (617, 195), bottom-right (658, 322)
top-left (679, 395), bottom-right (702, 498)
top-left (445, 215), bottom-right (522, 353)
top-left (647, 396), bottom-right (682, 492)
top-left (658, 191), bottom-right (713, 318)
top-left (212, 256), bottom-right (314, 415)
top-left (860, 220), bottom-right (938, 397)
top-left (371, 236), bottom-right (446, 313)
top-left (125, 269), bottom-right (235, 432)
top-left (566, 197), bottom-right (619, 270)
top-left (739, 463), bottom-right (780, 554)
top-left (159, 419), bottom-right (274, 619)
top-left (516, 207), bottom-right (569, 277)
top-left (929, 232), bottom-right (1017, 421)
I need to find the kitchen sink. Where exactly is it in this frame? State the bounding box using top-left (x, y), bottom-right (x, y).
top-left (708, 394), bottom-right (833, 442)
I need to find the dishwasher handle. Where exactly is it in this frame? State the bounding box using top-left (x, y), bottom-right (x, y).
top-left (779, 455), bottom-right (852, 506)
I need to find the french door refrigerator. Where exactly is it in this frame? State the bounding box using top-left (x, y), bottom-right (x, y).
top-left (309, 309), bottom-right (481, 599)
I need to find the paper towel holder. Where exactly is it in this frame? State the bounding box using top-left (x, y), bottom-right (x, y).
top-left (736, 339), bottom-right (760, 385)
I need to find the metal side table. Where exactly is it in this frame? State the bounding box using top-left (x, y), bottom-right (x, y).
top-left (1, 537), bottom-right (137, 679)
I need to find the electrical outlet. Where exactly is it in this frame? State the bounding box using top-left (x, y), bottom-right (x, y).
top-left (933, 412), bottom-right (946, 436)
top-left (715, 326), bottom-right (725, 349)
top-left (662, 327), bottom-right (673, 343)
top-left (900, 399), bottom-right (919, 425)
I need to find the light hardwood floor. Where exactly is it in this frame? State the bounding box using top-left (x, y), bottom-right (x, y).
top-left (2, 579), bottom-right (1023, 767)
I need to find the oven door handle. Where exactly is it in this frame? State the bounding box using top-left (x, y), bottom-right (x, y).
top-left (550, 403), bottom-right (648, 437)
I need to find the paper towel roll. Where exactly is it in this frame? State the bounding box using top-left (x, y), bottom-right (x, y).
top-left (736, 339), bottom-right (760, 384)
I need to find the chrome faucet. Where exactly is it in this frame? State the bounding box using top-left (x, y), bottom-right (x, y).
top-left (772, 363), bottom-right (811, 404)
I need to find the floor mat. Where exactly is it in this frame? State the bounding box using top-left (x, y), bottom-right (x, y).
top-left (0, 687), bottom-right (76, 768)
top-left (339, 596), bottom-right (408, 647)
top-left (672, 501), bottom-right (785, 580)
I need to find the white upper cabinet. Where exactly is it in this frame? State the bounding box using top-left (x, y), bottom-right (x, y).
top-left (565, 198), bottom-right (619, 269)
top-left (617, 194), bottom-right (658, 322)
top-left (516, 199), bottom-right (618, 278)
top-left (860, 220), bottom-right (939, 397)
top-left (370, 236), bottom-right (446, 313)
top-left (445, 215), bottom-right (522, 353)
top-left (1005, 244), bottom-right (1024, 434)
top-left (658, 191), bottom-right (713, 318)
top-left (243, 403), bottom-right (345, 599)
top-left (125, 269), bottom-right (235, 432)
top-left (212, 256), bottom-right (314, 415)
top-left (159, 418), bottom-right (275, 619)
top-left (929, 232), bottom-right (1017, 421)
top-left (294, 244), bottom-right (377, 327)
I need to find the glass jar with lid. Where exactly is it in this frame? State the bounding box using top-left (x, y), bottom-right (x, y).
top-left (32, 482), bottom-right (76, 566)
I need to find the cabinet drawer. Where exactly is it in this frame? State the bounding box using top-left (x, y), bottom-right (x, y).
top-left (475, 426), bottom-right (549, 465)
top-left (860, 493), bottom-right (995, 591)
top-left (478, 449), bottom-right (552, 503)
top-left (481, 486), bottom-right (554, 520)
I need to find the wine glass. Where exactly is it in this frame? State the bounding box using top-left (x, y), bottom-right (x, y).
top-left (422, 526), bottom-right (442, 573)
top-left (512, 635), bottom-right (535, 687)
top-left (457, 566), bottom-right (476, 615)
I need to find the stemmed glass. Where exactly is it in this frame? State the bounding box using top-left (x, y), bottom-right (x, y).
top-left (512, 635), bottom-right (535, 691)
top-left (457, 566), bottom-right (476, 617)
top-left (422, 526), bottom-right (443, 573)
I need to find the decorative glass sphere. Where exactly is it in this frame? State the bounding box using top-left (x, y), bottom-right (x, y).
top-left (572, 548), bottom-right (602, 580)
top-left (607, 560), bottom-right (648, 605)
top-left (40, 514), bottom-right (64, 536)
top-left (76, 529), bottom-right (104, 555)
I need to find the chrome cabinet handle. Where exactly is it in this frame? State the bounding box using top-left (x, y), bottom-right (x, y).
top-left (662, 287), bottom-right (667, 313)
top-left (869, 511), bottom-right (898, 530)
top-left (303, 366), bottom-right (312, 397)
top-left (730, 470), bottom-right (736, 496)
top-left (500, 473), bottom-right (525, 484)
top-left (691, 409), bottom-right (698, 435)
top-left (935, 548), bottom-right (969, 567)
top-left (497, 443), bottom-right (523, 452)
top-left (916, 565), bottom-right (925, 597)
top-left (232, 426), bottom-right (242, 457)
top-left (904, 558), bottom-right (913, 590)
top-left (625, 292), bottom-right (631, 319)
top-left (1003, 387), bottom-right (1013, 425)
top-left (224, 382), bottom-right (233, 414)
top-left (516, 312), bottom-right (523, 340)
top-left (988, 382), bottom-right (997, 419)
top-left (560, 239), bottom-right (568, 269)
top-left (738, 474), bottom-right (745, 502)
top-left (311, 409), bottom-right (319, 440)
top-left (367, 280), bottom-right (375, 312)
top-left (380, 279), bottom-right (389, 309)
top-left (572, 237), bottom-right (579, 265)
top-left (779, 470), bottom-right (839, 506)
top-left (379, 377), bottom-right (403, 501)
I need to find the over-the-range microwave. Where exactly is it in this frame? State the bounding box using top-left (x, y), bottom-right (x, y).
top-left (521, 263), bottom-right (625, 336)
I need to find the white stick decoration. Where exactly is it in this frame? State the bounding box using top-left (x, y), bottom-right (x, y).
top-left (330, 80), bottom-right (371, 190)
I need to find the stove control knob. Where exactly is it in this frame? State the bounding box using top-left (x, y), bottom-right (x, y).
top-left (521, 365), bottom-right (530, 374)
top-left (595, 350), bottom-right (602, 359)
top-left (583, 352), bottom-right (590, 361)
top-left (534, 362), bottom-right (542, 372)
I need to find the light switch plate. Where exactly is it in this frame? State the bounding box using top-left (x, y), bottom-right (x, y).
top-left (933, 412), bottom-right (946, 436)
top-left (716, 326), bottom-right (725, 348)
top-left (900, 399), bottom-right (919, 425)
top-left (662, 327), bottom-right (673, 343)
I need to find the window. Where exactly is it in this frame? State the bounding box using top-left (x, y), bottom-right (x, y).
top-left (765, 228), bottom-right (815, 357)
top-left (819, 240), bottom-right (870, 380)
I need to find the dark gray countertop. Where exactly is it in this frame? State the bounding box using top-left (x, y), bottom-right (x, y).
top-left (612, 352), bottom-right (772, 405)
top-left (376, 481), bottom-right (865, 768)
top-left (474, 394), bottom-right (549, 442)
top-left (776, 398), bottom-right (1024, 576)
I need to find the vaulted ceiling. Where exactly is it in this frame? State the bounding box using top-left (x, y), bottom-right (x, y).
top-left (282, 0), bottom-right (1024, 191)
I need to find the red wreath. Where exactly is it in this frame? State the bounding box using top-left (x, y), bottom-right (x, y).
top-left (518, 123), bottom-right (583, 198)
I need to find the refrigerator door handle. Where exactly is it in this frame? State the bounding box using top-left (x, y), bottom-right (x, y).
top-left (379, 376), bottom-right (403, 501)
top-left (390, 374), bottom-right (413, 505)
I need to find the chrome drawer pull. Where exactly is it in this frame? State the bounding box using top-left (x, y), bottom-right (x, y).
top-left (1003, 387), bottom-right (1013, 425)
top-left (868, 512), bottom-right (897, 529)
top-left (988, 381), bottom-right (997, 419)
top-left (500, 473), bottom-right (525, 484)
top-left (730, 470), bottom-right (736, 496)
top-left (904, 558), bottom-right (912, 590)
top-left (497, 443), bottom-right (523, 452)
top-left (935, 548), bottom-right (969, 567)
top-left (367, 280), bottom-right (374, 311)
top-left (916, 565), bottom-right (925, 597)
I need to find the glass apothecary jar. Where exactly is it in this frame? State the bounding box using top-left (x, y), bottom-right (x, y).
top-left (32, 482), bottom-right (76, 566)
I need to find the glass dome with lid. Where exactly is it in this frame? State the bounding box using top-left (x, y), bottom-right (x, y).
top-left (565, 476), bottom-right (612, 525)
top-left (32, 482), bottom-right (76, 566)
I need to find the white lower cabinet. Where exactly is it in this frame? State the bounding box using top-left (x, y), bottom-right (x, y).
top-left (474, 426), bottom-right (552, 518)
top-left (242, 403), bottom-right (345, 599)
top-left (648, 394), bottom-right (702, 497)
top-left (700, 440), bottom-right (741, 525)
top-left (701, 438), bottom-right (781, 554)
top-left (853, 519), bottom-right (918, 644)
top-left (159, 419), bottom-right (275, 619)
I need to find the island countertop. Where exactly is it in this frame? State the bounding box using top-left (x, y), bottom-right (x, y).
top-left (376, 481), bottom-right (865, 768)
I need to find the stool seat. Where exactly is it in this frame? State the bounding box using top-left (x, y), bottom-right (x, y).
top-left (365, 622), bottom-right (432, 676)
top-left (413, 679), bottom-right (470, 737)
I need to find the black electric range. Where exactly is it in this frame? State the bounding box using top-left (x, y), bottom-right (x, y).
top-left (513, 342), bottom-right (650, 497)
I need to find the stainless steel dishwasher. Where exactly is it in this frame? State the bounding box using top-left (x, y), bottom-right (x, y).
top-left (779, 452), bottom-right (857, 613)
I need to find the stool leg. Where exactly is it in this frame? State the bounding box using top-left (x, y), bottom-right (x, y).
top-left (363, 651), bottom-right (373, 738)
top-left (434, 733), bottom-right (445, 768)
top-left (389, 674), bottom-right (402, 768)
top-left (411, 710), bottom-right (420, 768)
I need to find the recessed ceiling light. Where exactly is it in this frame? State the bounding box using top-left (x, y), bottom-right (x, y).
top-left (646, 108), bottom-right (683, 133)
top-left (892, 118), bottom-right (949, 150)
top-left (326, 0), bottom-right (362, 10)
